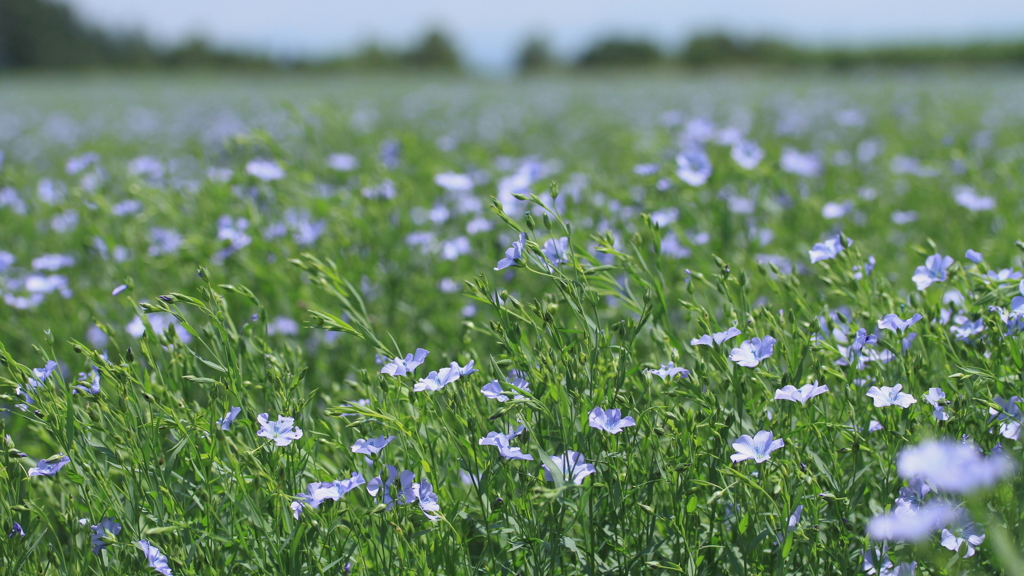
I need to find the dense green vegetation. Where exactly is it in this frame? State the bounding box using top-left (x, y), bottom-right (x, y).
top-left (0, 72), bottom-right (1023, 575)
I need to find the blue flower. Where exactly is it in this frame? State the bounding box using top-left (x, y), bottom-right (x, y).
top-left (633, 163), bottom-right (659, 176)
top-left (924, 388), bottom-right (949, 422)
top-left (731, 139), bottom-right (764, 170)
top-left (808, 235), bottom-right (848, 263)
top-left (415, 480), bottom-right (441, 521)
top-left (1003, 291), bottom-right (1023, 318)
top-left (543, 450), bottom-right (596, 485)
top-left (659, 232), bottom-right (691, 259)
top-left (256, 414), bottom-right (303, 447)
top-left (940, 509), bottom-right (985, 557)
top-left (950, 316), bottom-right (985, 342)
top-left (17, 360), bottom-right (58, 406)
top-left (645, 362), bottom-right (690, 381)
top-left (542, 237), bottom-right (570, 267)
top-left (780, 147), bottom-right (822, 177)
top-left (289, 492), bottom-right (316, 519)
top-left (90, 517), bottom-right (121, 555)
top-left (478, 381), bottom-right (505, 401)
top-left (28, 454), bottom-right (70, 477)
top-left (965, 249), bottom-right (983, 263)
top-left (351, 435), bottom-right (395, 456)
top-left (588, 407), bottom-right (636, 434)
top-left (822, 201), bottom-right (852, 220)
top-left (894, 477), bottom-right (931, 511)
top-left (691, 327), bottom-right (741, 347)
top-left (902, 332), bottom-right (918, 352)
top-left (433, 171), bottom-right (474, 192)
top-left (842, 326), bottom-right (874, 354)
top-left (440, 236), bottom-right (471, 261)
top-left (415, 365), bottom-right (460, 392)
top-left (413, 360), bottom-right (475, 392)
top-left (327, 153), bottom-right (359, 172)
top-left (308, 481), bottom-right (344, 504)
top-left (380, 348), bottom-right (429, 377)
top-left (367, 466), bottom-right (417, 511)
top-left (675, 145), bottom-right (713, 186)
top-left (988, 396), bottom-right (1022, 440)
top-left (147, 228), bottom-right (183, 257)
top-left (729, 336), bottom-right (776, 368)
top-left (66, 152), bottom-right (100, 175)
top-left (912, 254), bottom-right (953, 290)
top-left (216, 407), bottom-right (241, 431)
top-left (867, 501), bottom-right (955, 542)
top-left (897, 439), bottom-right (1015, 493)
top-left (245, 158), bottom-right (284, 182)
top-left (774, 382), bottom-right (829, 405)
top-left (878, 313), bottom-right (922, 333)
top-left (0, 250), bottom-right (14, 273)
top-left (861, 547), bottom-right (893, 576)
top-left (866, 384), bottom-right (916, 408)
top-left (31, 254), bottom-right (75, 271)
top-left (212, 216), bottom-right (252, 263)
top-left (8, 522), bottom-right (24, 538)
top-left (986, 268), bottom-right (1022, 281)
top-left (73, 367), bottom-right (100, 395)
top-left (850, 328), bottom-right (877, 351)
top-left (730, 430), bottom-right (784, 463)
top-left (127, 156), bottom-right (165, 180)
top-left (290, 472), bottom-right (365, 519)
top-left (495, 233), bottom-right (527, 270)
top-left (379, 139), bottom-right (401, 169)
top-left (954, 186), bottom-right (995, 212)
top-left (481, 377), bottom-right (530, 402)
top-left (479, 426), bottom-right (533, 461)
top-left (788, 505), bottom-right (803, 530)
top-left (852, 255), bottom-right (876, 280)
top-left (138, 540), bottom-right (173, 576)
top-left (352, 463), bottom-right (436, 518)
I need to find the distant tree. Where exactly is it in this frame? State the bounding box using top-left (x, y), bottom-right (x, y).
top-left (0, 0), bottom-right (273, 70)
top-left (164, 39), bottom-right (273, 69)
top-left (403, 30), bottom-right (461, 70)
top-left (680, 33), bottom-right (808, 68)
top-left (0, 0), bottom-right (108, 68)
top-left (517, 37), bottom-right (554, 73)
top-left (679, 33), bottom-right (744, 67)
top-left (105, 34), bottom-right (160, 67)
top-left (744, 39), bottom-right (806, 66)
top-left (577, 38), bottom-right (662, 68)
top-left (350, 44), bottom-right (402, 69)
top-left (6, 0), bottom-right (1024, 73)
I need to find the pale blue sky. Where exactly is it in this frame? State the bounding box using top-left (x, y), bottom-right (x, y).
top-left (63, 0), bottom-right (1024, 71)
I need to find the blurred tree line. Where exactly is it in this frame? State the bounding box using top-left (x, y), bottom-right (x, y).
top-left (521, 33), bottom-right (1024, 72)
top-left (4, 0), bottom-right (1024, 73)
top-left (0, 0), bottom-right (461, 70)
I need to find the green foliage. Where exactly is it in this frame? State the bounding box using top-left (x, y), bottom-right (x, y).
top-left (0, 0), bottom-right (153, 68)
top-left (677, 33), bottom-right (1024, 70)
top-left (5, 0), bottom-right (1024, 74)
top-left (0, 73), bottom-right (1023, 575)
top-left (680, 34), bottom-right (806, 68)
top-left (0, 0), bottom-right (465, 72)
top-left (577, 39), bottom-right (663, 68)
top-left (517, 38), bottom-right (555, 74)
top-left (569, 33), bottom-right (1024, 71)
top-left (402, 30), bottom-right (461, 70)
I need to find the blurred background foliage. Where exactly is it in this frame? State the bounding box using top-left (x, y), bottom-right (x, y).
top-left (5, 0), bottom-right (1024, 74)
